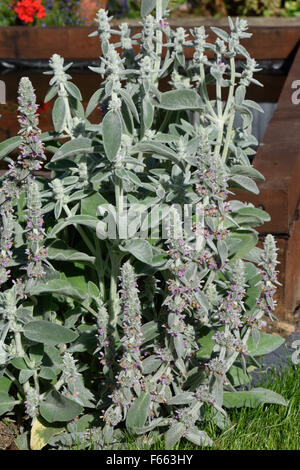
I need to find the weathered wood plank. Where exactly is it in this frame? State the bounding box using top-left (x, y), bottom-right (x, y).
top-left (233, 44), bottom-right (300, 235)
top-left (0, 18), bottom-right (300, 60)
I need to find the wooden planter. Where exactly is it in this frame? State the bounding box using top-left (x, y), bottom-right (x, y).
top-left (0, 17), bottom-right (300, 60)
top-left (1, 17), bottom-right (300, 319)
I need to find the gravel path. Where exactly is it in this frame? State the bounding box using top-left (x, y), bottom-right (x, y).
top-left (250, 331), bottom-right (300, 387)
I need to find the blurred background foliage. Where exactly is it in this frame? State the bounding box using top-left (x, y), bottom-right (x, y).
top-left (0, 0), bottom-right (299, 27)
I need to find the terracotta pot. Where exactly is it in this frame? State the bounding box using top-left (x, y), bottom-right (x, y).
top-left (80, 0), bottom-right (108, 25)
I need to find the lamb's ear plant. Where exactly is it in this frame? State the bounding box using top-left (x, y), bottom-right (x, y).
top-left (0, 0), bottom-right (288, 450)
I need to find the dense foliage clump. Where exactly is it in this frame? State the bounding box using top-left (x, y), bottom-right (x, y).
top-left (0, 0), bottom-right (292, 450)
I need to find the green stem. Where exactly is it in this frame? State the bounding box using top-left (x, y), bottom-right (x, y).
top-left (59, 83), bottom-right (73, 136)
top-left (94, 234), bottom-right (106, 299)
top-left (63, 204), bottom-right (95, 255)
top-left (221, 112), bottom-right (234, 163)
top-left (221, 57), bottom-right (236, 162)
top-left (213, 58), bottom-right (224, 159)
top-left (78, 301), bottom-right (98, 318)
top-left (4, 369), bottom-right (24, 396)
top-left (200, 63), bottom-right (217, 120)
top-left (109, 251), bottom-right (121, 330)
top-left (153, 0), bottom-right (163, 84)
top-left (203, 271), bottom-right (215, 291)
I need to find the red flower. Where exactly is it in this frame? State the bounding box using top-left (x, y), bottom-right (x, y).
top-left (14, 0), bottom-right (45, 24)
top-left (37, 101), bottom-right (50, 113)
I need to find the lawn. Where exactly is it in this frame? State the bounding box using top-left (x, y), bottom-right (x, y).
top-left (119, 361), bottom-right (299, 451)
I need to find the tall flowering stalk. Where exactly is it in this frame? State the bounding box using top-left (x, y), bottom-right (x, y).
top-left (25, 181), bottom-right (48, 280)
top-left (0, 77), bottom-right (46, 286)
top-left (103, 261), bottom-right (144, 426)
top-left (0, 212), bottom-right (14, 285)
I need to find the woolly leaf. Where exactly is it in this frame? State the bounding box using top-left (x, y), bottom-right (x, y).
top-left (30, 417), bottom-right (65, 450)
top-left (23, 321), bottom-right (78, 345)
top-left (52, 96), bottom-right (66, 133)
top-left (126, 392), bottom-right (151, 433)
top-left (0, 391), bottom-right (16, 416)
top-left (165, 422), bottom-right (186, 449)
top-left (157, 89), bottom-right (202, 110)
top-left (52, 137), bottom-right (94, 162)
top-left (102, 110), bottom-right (122, 161)
top-left (141, 0), bottom-right (156, 17)
top-left (40, 390), bottom-right (83, 423)
top-left (223, 388), bottom-right (287, 408)
top-left (247, 332), bottom-right (285, 357)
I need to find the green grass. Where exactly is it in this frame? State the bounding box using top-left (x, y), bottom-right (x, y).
top-left (122, 362), bottom-right (300, 451)
top-left (68, 362), bottom-right (299, 451)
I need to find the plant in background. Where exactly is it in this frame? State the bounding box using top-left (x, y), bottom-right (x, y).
top-left (0, 0), bottom-right (85, 26)
top-left (42, 0), bottom-right (85, 26)
top-left (0, 0), bottom-right (290, 451)
top-left (283, 0), bottom-right (300, 16)
top-left (12, 0), bottom-right (46, 24)
top-left (231, 0), bottom-right (282, 16)
top-left (0, 1), bottom-right (18, 26)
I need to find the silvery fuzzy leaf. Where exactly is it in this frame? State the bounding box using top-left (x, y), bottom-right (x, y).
top-left (65, 82), bottom-right (82, 101)
top-left (217, 240), bottom-right (228, 266)
top-left (121, 99), bottom-right (134, 134)
top-left (121, 239), bottom-right (153, 264)
top-left (49, 215), bottom-right (99, 237)
top-left (159, 57), bottom-right (174, 77)
top-left (251, 328), bottom-right (260, 348)
top-left (52, 137), bottom-right (94, 162)
top-left (240, 353), bottom-right (247, 375)
top-left (174, 334), bottom-right (185, 359)
top-left (223, 388), bottom-right (287, 408)
top-left (126, 392), bottom-right (151, 433)
top-left (184, 427), bottom-right (213, 447)
top-left (143, 78), bottom-right (151, 94)
top-left (142, 355), bottom-right (162, 374)
top-left (142, 96), bottom-right (154, 130)
top-left (103, 424), bottom-right (114, 444)
top-left (85, 88), bottom-right (104, 118)
top-left (291, 340), bottom-right (300, 365)
top-left (235, 44), bottom-right (250, 58)
top-left (119, 89), bottom-right (139, 123)
top-left (176, 51), bottom-right (185, 67)
top-left (229, 175), bottom-right (259, 195)
top-left (44, 85), bottom-right (59, 103)
top-left (211, 27), bottom-right (229, 42)
top-left (206, 237), bottom-right (218, 254)
top-left (227, 365), bottom-right (251, 388)
top-left (235, 85), bottom-right (246, 106)
top-left (194, 291), bottom-right (209, 314)
top-left (102, 110), bottom-right (122, 161)
top-left (243, 99), bottom-right (264, 113)
top-left (157, 89), bottom-right (202, 111)
top-left (133, 418), bottom-right (168, 434)
top-left (29, 277), bottom-right (86, 301)
top-left (167, 392), bottom-right (195, 405)
top-left (141, 0), bottom-right (156, 17)
top-left (168, 313), bottom-right (177, 328)
top-left (68, 190), bottom-right (90, 203)
top-left (40, 390), bottom-right (83, 423)
top-left (212, 374), bottom-right (223, 408)
top-left (175, 358), bottom-right (187, 376)
top-left (54, 200), bottom-right (63, 220)
top-left (66, 376), bottom-right (96, 408)
top-left (165, 422), bottom-right (186, 449)
top-left (230, 165), bottom-right (262, 184)
top-left (134, 141), bottom-right (182, 168)
top-left (52, 96), bottom-right (66, 133)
